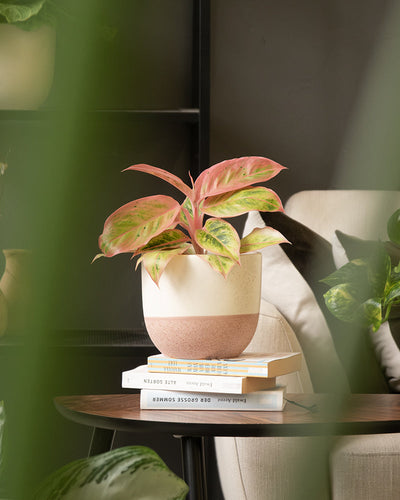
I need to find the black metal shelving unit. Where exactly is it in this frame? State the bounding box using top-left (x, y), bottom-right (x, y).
top-left (0, 0), bottom-right (210, 349)
top-left (0, 0), bottom-right (210, 177)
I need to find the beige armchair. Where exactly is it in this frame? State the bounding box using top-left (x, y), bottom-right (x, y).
top-left (215, 190), bottom-right (400, 500)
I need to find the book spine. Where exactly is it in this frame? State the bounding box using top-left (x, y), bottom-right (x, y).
top-left (140, 388), bottom-right (286, 411)
top-left (122, 372), bottom-right (246, 394)
top-left (147, 360), bottom-right (269, 377)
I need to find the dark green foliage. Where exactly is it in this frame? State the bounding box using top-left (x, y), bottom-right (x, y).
top-left (32, 445), bottom-right (189, 500)
top-left (321, 209), bottom-right (400, 332)
top-left (0, 0), bottom-right (61, 30)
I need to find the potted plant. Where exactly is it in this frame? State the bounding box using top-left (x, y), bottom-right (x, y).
top-left (0, 403), bottom-right (188, 500)
top-left (96, 156), bottom-right (289, 359)
top-left (0, 0), bottom-right (60, 109)
top-left (32, 445), bottom-right (188, 500)
top-left (321, 208), bottom-right (400, 332)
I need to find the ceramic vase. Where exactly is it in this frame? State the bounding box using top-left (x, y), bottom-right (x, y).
top-left (0, 24), bottom-right (56, 109)
top-left (141, 253), bottom-right (262, 359)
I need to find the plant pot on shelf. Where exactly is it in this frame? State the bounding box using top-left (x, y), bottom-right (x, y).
top-left (141, 252), bottom-right (262, 359)
top-left (0, 24), bottom-right (56, 109)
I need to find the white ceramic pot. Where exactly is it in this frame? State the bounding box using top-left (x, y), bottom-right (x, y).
top-left (141, 253), bottom-right (262, 359)
top-left (0, 24), bottom-right (56, 109)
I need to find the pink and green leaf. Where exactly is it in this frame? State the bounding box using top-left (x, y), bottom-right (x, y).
top-left (201, 186), bottom-right (283, 218)
top-left (99, 195), bottom-right (180, 257)
top-left (178, 197), bottom-right (194, 229)
top-left (137, 229), bottom-right (190, 254)
top-left (141, 245), bottom-right (192, 285)
top-left (240, 226), bottom-right (289, 253)
top-left (194, 156), bottom-right (286, 200)
top-left (199, 254), bottom-right (237, 278)
top-left (195, 218), bottom-right (240, 262)
top-left (124, 164), bottom-right (193, 199)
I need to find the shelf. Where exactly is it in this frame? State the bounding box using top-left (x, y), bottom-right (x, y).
top-left (0, 108), bottom-right (200, 123)
top-left (0, 329), bottom-right (159, 357)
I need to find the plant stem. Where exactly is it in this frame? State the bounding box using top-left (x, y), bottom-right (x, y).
top-left (190, 204), bottom-right (204, 254)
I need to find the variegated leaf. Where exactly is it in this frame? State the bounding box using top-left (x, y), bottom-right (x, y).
top-left (195, 218), bottom-right (240, 262)
top-left (32, 445), bottom-right (189, 500)
top-left (178, 197), bottom-right (194, 229)
top-left (361, 298), bottom-right (382, 331)
top-left (194, 156), bottom-right (286, 200)
top-left (323, 283), bottom-right (360, 322)
top-left (320, 259), bottom-right (369, 288)
top-left (124, 164), bottom-right (193, 199)
top-left (99, 195), bottom-right (180, 257)
top-left (137, 229), bottom-right (190, 254)
top-left (199, 254), bottom-right (237, 278)
top-left (384, 281), bottom-right (400, 307)
top-left (201, 186), bottom-right (283, 217)
top-left (142, 245), bottom-right (191, 285)
top-left (240, 226), bottom-right (289, 253)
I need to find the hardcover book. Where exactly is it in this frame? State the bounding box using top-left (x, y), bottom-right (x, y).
top-left (140, 386), bottom-right (287, 411)
top-left (122, 365), bottom-right (277, 394)
top-left (147, 352), bottom-right (301, 378)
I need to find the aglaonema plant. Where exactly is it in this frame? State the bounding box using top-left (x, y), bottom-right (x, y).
top-left (96, 156), bottom-right (289, 284)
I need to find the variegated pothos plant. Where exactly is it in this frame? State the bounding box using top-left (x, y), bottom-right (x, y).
top-left (96, 156), bottom-right (289, 284)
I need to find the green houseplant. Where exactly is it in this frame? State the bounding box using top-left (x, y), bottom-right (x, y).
top-left (97, 156), bottom-right (289, 359)
top-left (33, 445), bottom-right (188, 500)
top-left (321, 208), bottom-right (400, 332)
top-left (0, 405), bottom-right (188, 500)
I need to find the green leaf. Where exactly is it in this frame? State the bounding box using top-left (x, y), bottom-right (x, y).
top-left (195, 156), bottom-right (286, 200)
top-left (99, 195), bottom-right (180, 257)
top-left (367, 245), bottom-right (391, 297)
top-left (201, 186), bottom-right (283, 218)
top-left (320, 259), bottom-right (370, 292)
top-left (361, 298), bottom-right (382, 331)
top-left (387, 208), bottom-right (400, 246)
top-left (199, 254), bottom-right (237, 277)
top-left (195, 218), bottom-right (240, 261)
top-left (141, 244), bottom-right (191, 285)
top-left (384, 281), bottom-right (400, 308)
top-left (240, 226), bottom-right (289, 253)
top-left (32, 445), bottom-right (189, 500)
top-left (0, 0), bottom-right (46, 24)
top-left (323, 283), bottom-right (361, 322)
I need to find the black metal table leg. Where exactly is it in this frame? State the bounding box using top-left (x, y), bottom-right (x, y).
top-left (88, 427), bottom-right (115, 457)
top-left (177, 435), bottom-right (208, 500)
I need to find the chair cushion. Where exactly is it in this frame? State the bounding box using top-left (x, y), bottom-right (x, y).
top-left (244, 211), bottom-right (350, 393)
top-left (330, 433), bottom-right (400, 500)
top-left (215, 300), bottom-right (331, 500)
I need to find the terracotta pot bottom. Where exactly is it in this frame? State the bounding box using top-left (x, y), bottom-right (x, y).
top-left (144, 313), bottom-right (259, 359)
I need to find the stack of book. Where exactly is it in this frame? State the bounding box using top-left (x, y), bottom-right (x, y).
top-left (122, 352), bottom-right (302, 411)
